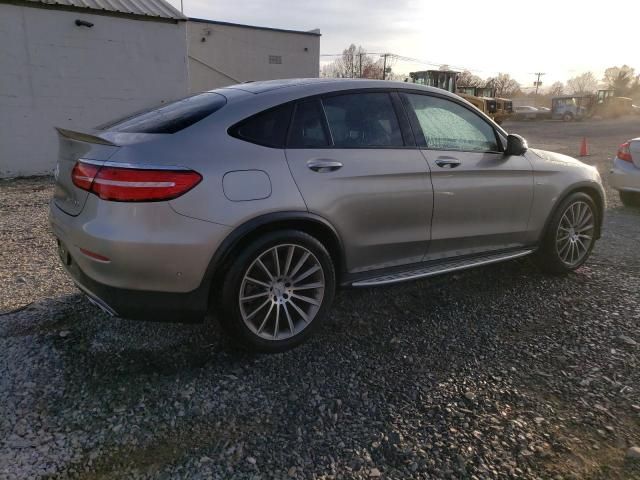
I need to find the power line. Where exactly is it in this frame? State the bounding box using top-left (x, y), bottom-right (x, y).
top-left (320, 52), bottom-right (491, 74)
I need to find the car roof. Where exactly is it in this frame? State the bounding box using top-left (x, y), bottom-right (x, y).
top-left (216, 77), bottom-right (458, 98)
top-left (221, 78), bottom-right (342, 94)
top-left (192, 77), bottom-right (509, 139)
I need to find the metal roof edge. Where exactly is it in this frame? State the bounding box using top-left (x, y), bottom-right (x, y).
top-left (1, 0), bottom-right (187, 21)
top-left (187, 17), bottom-right (321, 36)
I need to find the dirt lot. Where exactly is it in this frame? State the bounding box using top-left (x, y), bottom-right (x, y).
top-left (1, 116), bottom-right (640, 479)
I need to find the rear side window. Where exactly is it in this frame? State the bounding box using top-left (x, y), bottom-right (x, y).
top-left (233, 104), bottom-right (293, 148)
top-left (287, 99), bottom-right (330, 148)
top-left (103, 93), bottom-right (226, 134)
top-left (322, 93), bottom-right (404, 148)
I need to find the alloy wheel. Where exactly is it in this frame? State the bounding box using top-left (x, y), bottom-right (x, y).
top-left (555, 200), bottom-right (595, 266)
top-left (239, 244), bottom-right (325, 341)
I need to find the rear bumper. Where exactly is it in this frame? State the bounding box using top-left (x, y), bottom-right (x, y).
top-left (58, 246), bottom-right (210, 322)
top-left (610, 157), bottom-right (640, 192)
top-left (49, 197), bottom-right (231, 322)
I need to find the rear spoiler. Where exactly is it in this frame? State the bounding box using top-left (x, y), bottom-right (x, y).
top-left (55, 127), bottom-right (117, 146)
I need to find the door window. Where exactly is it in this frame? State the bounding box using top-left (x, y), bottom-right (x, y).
top-left (322, 93), bottom-right (404, 148)
top-left (404, 94), bottom-right (499, 152)
top-left (287, 99), bottom-right (330, 148)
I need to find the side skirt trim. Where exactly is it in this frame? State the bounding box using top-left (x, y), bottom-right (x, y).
top-left (350, 248), bottom-right (535, 287)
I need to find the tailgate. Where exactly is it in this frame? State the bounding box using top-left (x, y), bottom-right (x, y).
top-left (53, 128), bottom-right (119, 216)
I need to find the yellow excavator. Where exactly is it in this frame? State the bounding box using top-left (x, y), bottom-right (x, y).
top-left (408, 70), bottom-right (511, 124)
top-left (593, 89), bottom-right (633, 118)
top-left (455, 85), bottom-right (512, 124)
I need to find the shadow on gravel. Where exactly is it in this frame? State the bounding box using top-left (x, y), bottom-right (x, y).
top-left (0, 294), bottom-right (92, 337)
top-left (11, 255), bottom-right (636, 478)
top-left (46, 257), bottom-right (544, 380)
top-left (35, 258), bottom-right (569, 400)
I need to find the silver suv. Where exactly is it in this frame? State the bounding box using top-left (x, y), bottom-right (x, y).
top-left (50, 79), bottom-right (605, 352)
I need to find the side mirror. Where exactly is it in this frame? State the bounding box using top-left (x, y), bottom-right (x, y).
top-left (505, 134), bottom-right (528, 156)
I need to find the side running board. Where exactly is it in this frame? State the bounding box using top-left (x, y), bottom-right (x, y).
top-left (351, 249), bottom-right (535, 287)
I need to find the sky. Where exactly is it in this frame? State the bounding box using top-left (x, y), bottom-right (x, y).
top-left (168, 0), bottom-right (640, 90)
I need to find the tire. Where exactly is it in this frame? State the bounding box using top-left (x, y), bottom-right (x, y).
top-left (535, 192), bottom-right (598, 274)
top-left (562, 112), bottom-right (574, 122)
top-left (219, 230), bottom-right (336, 353)
top-left (620, 191), bottom-right (640, 207)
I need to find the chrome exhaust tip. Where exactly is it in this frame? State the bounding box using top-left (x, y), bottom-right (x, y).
top-left (83, 292), bottom-right (118, 317)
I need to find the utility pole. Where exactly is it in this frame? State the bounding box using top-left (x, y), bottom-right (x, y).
top-left (180, 0), bottom-right (184, 13)
top-left (358, 53), bottom-right (363, 78)
top-left (351, 52), bottom-right (354, 78)
top-left (534, 72), bottom-right (546, 96)
top-left (382, 54), bottom-right (388, 80)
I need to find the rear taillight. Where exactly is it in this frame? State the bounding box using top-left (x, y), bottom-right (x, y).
top-left (71, 162), bottom-right (100, 190)
top-left (71, 161), bottom-right (202, 202)
top-left (618, 142), bottom-right (633, 163)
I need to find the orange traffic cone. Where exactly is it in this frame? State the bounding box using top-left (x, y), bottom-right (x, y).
top-left (579, 137), bottom-right (589, 156)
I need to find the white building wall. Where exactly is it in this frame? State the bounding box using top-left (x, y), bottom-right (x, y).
top-left (0, 4), bottom-right (188, 177)
top-left (187, 20), bottom-right (320, 93)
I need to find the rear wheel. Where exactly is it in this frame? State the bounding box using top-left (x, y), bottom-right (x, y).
top-left (219, 230), bottom-right (335, 352)
top-left (562, 112), bottom-right (574, 122)
top-left (620, 191), bottom-right (640, 207)
top-left (536, 192), bottom-right (597, 273)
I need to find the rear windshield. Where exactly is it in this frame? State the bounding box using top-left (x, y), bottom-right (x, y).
top-left (101, 92), bottom-right (226, 134)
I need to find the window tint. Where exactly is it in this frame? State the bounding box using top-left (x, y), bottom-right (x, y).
top-left (404, 94), bottom-right (499, 152)
top-left (288, 99), bottom-right (329, 148)
top-left (323, 93), bottom-right (404, 147)
top-left (103, 93), bottom-right (226, 134)
top-left (234, 104), bottom-right (293, 148)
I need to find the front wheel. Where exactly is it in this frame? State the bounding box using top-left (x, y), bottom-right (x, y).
top-left (562, 112), bottom-right (574, 122)
top-left (536, 192), bottom-right (598, 273)
top-left (219, 230), bottom-right (336, 352)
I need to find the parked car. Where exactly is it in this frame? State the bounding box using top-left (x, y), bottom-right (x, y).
top-left (610, 138), bottom-right (640, 206)
top-left (535, 106), bottom-right (552, 119)
top-left (513, 105), bottom-right (540, 120)
top-left (50, 79), bottom-right (605, 352)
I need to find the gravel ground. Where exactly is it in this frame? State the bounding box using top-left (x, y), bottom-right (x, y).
top-left (1, 116), bottom-right (640, 479)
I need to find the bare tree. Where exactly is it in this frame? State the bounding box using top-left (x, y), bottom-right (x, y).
top-left (603, 65), bottom-right (636, 96)
top-left (321, 45), bottom-right (393, 80)
top-left (320, 63), bottom-right (336, 78)
top-left (320, 44), bottom-right (359, 78)
top-left (486, 73), bottom-right (521, 97)
top-left (457, 70), bottom-right (485, 87)
top-left (547, 81), bottom-right (565, 97)
top-left (566, 72), bottom-right (598, 95)
top-left (361, 61), bottom-right (383, 79)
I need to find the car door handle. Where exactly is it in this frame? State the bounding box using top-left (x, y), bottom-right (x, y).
top-left (307, 159), bottom-right (343, 172)
top-left (435, 158), bottom-right (461, 168)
